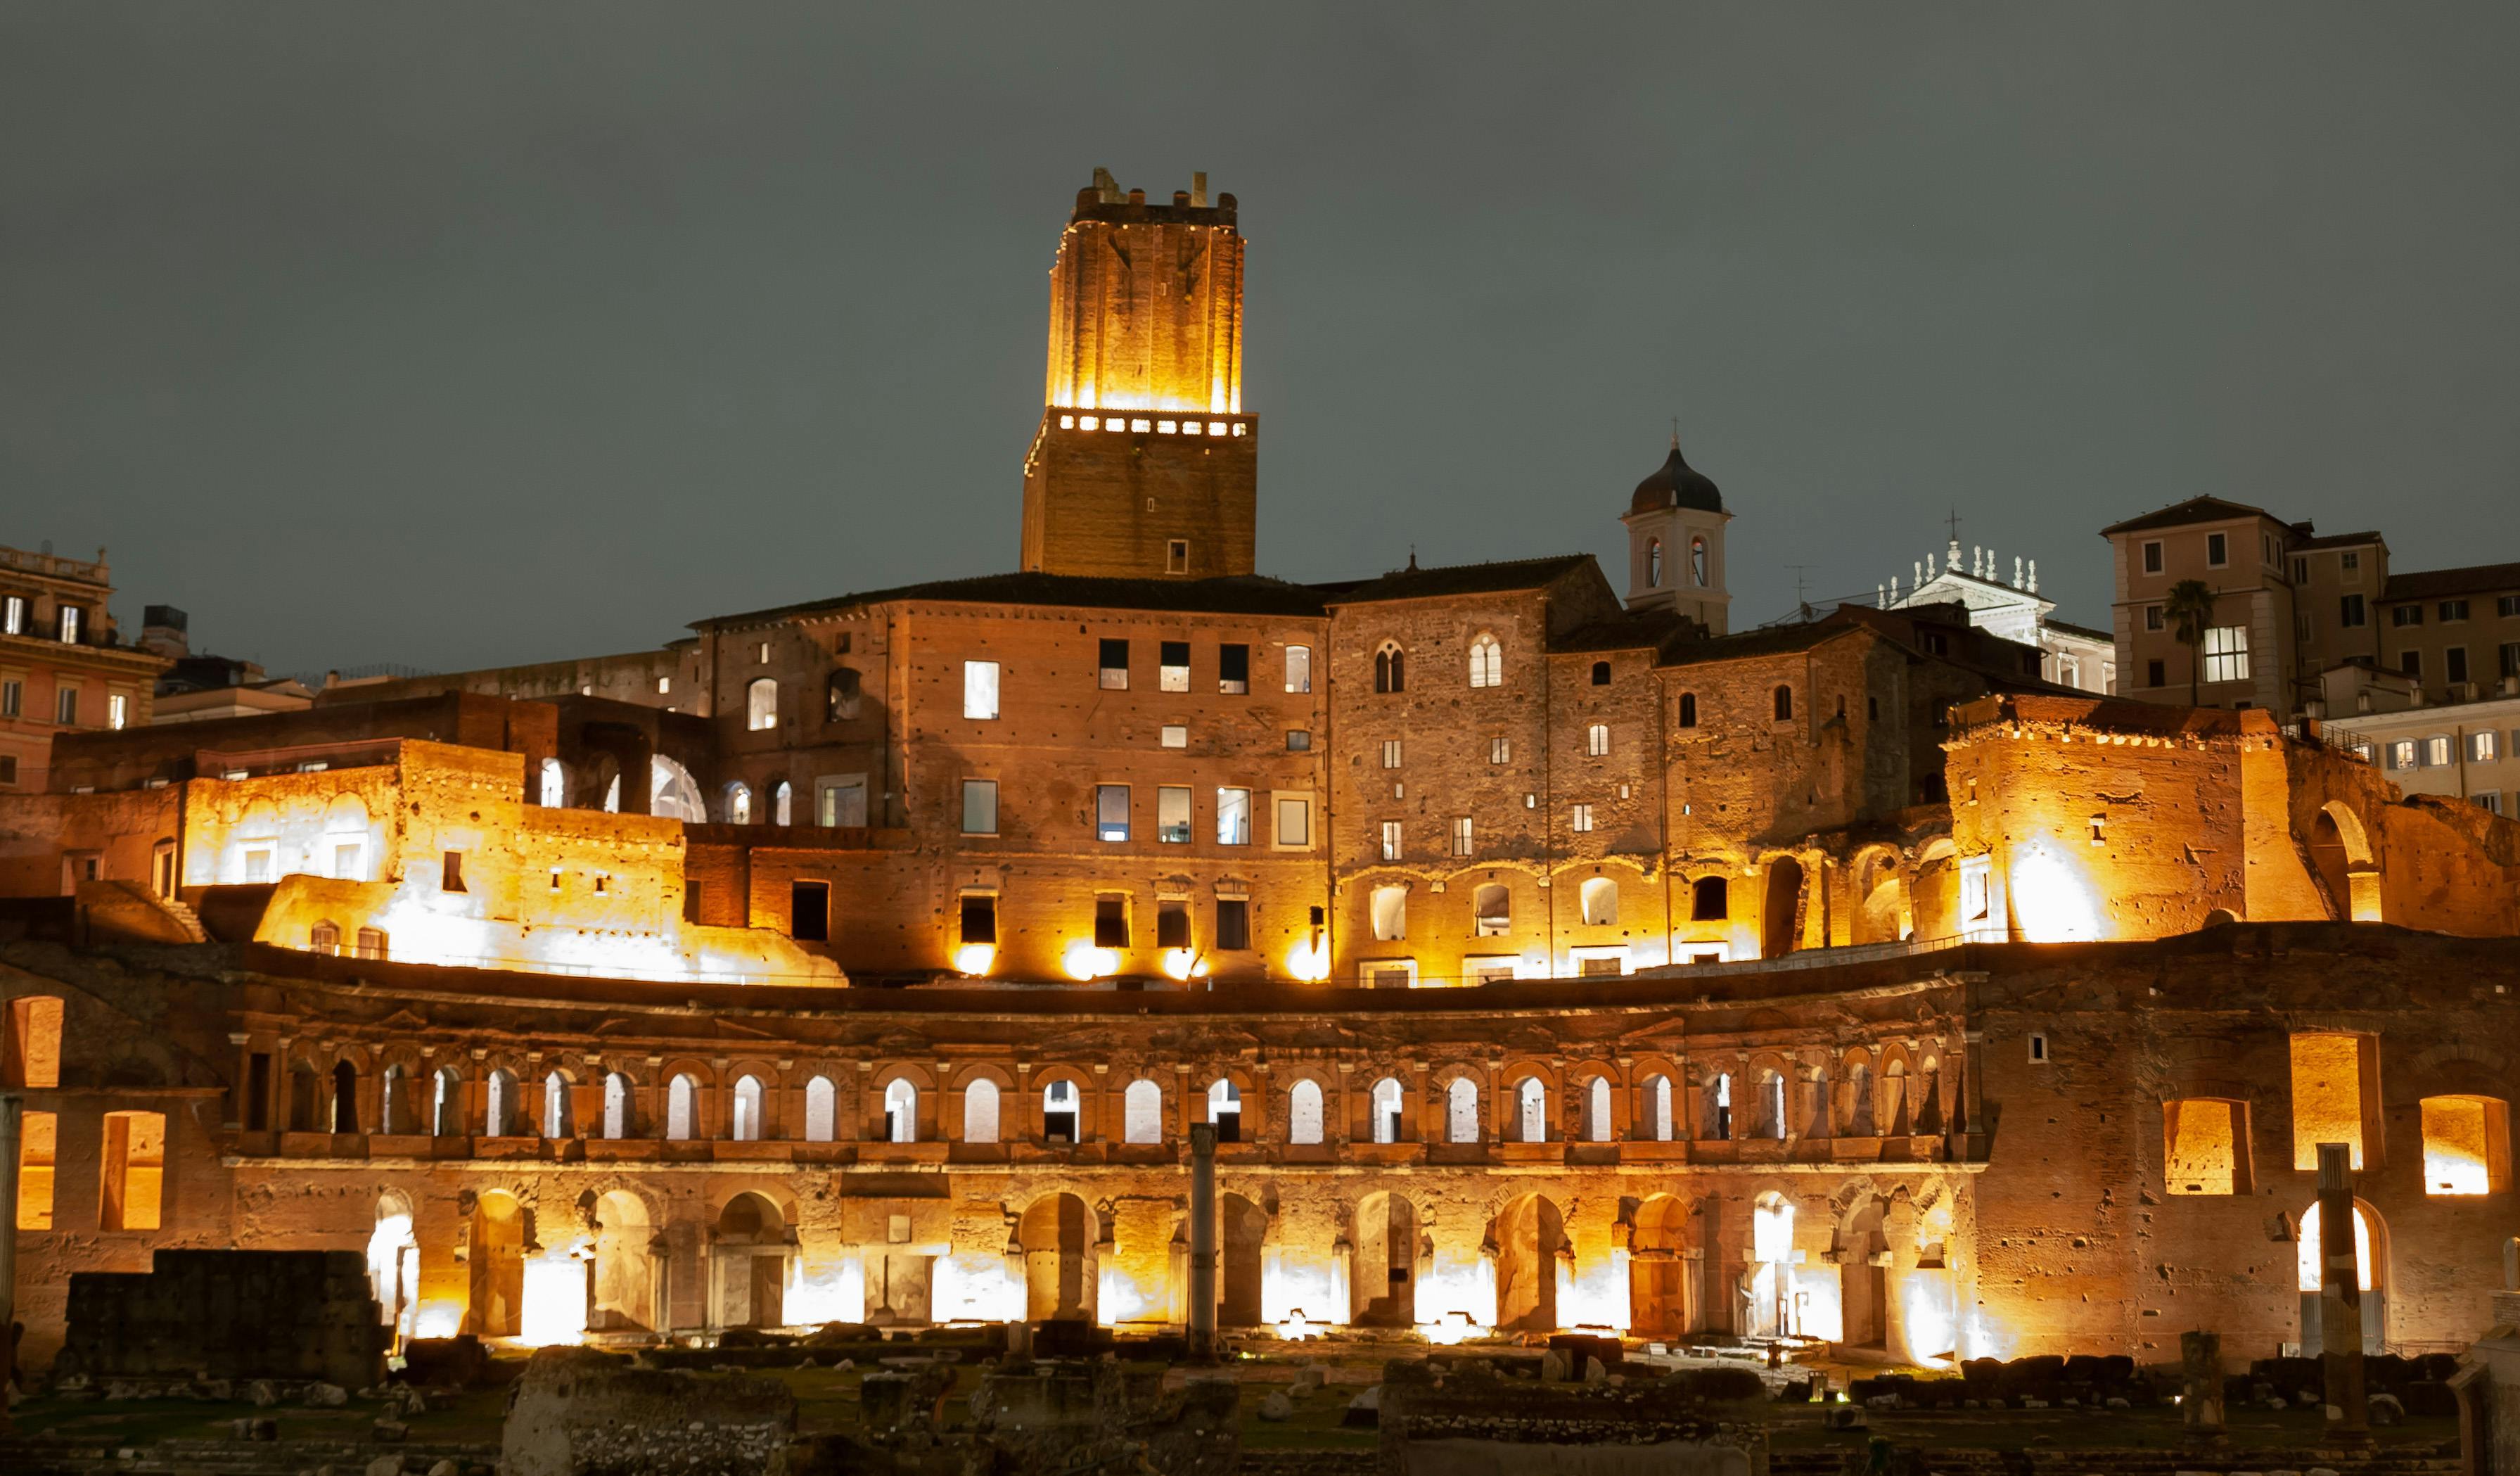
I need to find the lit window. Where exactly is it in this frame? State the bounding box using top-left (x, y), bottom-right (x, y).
top-left (658, 675), bottom-right (672, 694)
top-left (1218, 643), bottom-right (1249, 694)
top-left (961, 1078), bottom-right (998, 1143)
top-left (1381, 739), bottom-right (1402, 769)
top-left (1571, 803), bottom-right (1594, 833)
top-left (2426, 735), bottom-right (2452, 767)
top-left (2202, 626), bottom-right (2249, 684)
top-left (108, 692), bottom-right (128, 730)
top-left (1450, 817), bottom-right (1473, 856)
top-left (1586, 723), bottom-right (1609, 756)
top-left (0, 680), bottom-right (18, 718)
top-left (1216, 788), bottom-right (1250, 845)
top-left (1096, 784), bottom-right (1130, 841)
top-left (724, 782), bottom-right (752, 825)
top-left (963, 661), bottom-right (999, 720)
top-left (961, 779), bottom-right (998, 835)
top-left (2389, 739), bottom-right (2417, 770)
top-left (98, 1109), bottom-right (164, 1230)
top-left (774, 781), bottom-right (793, 825)
top-left (0, 595), bottom-right (22, 635)
top-left (2419, 1095), bottom-right (2509, 1195)
top-left (817, 777), bottom-right (866, 827)
top-left (1376, 820), bottom-right (1402, 861)
top-left (1473, 883), bottom-right (1509, 936)
top-left (16, 1109), bottom-right (54, 1228)
top-left (1370, 884), bottom-right (1407, 941)
top-left (1580, 876), bottom-right (1618, 927)
top-left (1490, 736), bottom-right (1509, 763)
top-left (57, 606), bottom-right (81, 644)
top-left (1161, 725), bottom-right (1187, 748)
top-left (1159, 641), bottom-right (1190, 692)
top-left (2163, 1098), bottom-right (2249, 1195)
top-left (1284, 645), bottom-right (1312, 694)
top-left (1468, 634), bottom-right (1502, 689)
top-left (1275, 794), bottom-right (1311, 846)
top-left (2289, 1033), bottom-right (2369, 1170)
top-left (746, 677), bottom-right (778, 731)
top-left (1158, 786), bottom-right (1192, 844)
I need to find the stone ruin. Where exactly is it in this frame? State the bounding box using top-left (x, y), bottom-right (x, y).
top-left (1376, 1357), bottom-right (1764, 1476)
top-left (53, 1248), bottom-right (388, 1392)
top-left (501, 1347), bottom-right (797, 1476)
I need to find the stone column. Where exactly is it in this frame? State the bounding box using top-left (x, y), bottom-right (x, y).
top-left (2317, 1142), bottom-right (2369, 1439)
top-left (1188, 1123), bottom-right (1217, 1361)
top-left (0, 1093), bottom-right (19, 1407)
top-left (2180, 1330), bottom-right (2225, 1443)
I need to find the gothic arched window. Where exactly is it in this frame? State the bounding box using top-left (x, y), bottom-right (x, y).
top-left (1374, 642), bottom-right (1405, 694)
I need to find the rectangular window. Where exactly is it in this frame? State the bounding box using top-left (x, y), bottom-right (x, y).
top-left (1381, 739), bottom-right (1402, 769)
top-left (1571, 803), bottom-right (1595, 833)
top-left (1158, 786), bottom-right (1192, 843)
top-left (790, 879), bottom-right (830, 941)
top-left (963, 660), bottom-right (999, 720)
top-left (1218, 643), bottom-right (1250, 694)
top-left (1094, 895), bottom-right (1128, 948)
top-left (1096, 784), bottom-right (1130, 841)
top-left (2340, 593), bottom-right (2366, 628)
top-left (2441, 599), bottom-right (2469, 622)
top-left (2163, 1099), bottom-right (2251, 1195)
top-left (1165, 539), bottom-right (1189, 574)
top-left (55, 687), bottom-right (78, 725)
top-left (2342, 550), bottom-right (2360, 573)
top-left (1160, 725), bottom-right (1187, 748)
top-left (2420, 1095), bottom-right (2511, 1194)
top-left (1490, 736), bottom-right (1510, 764)
top-left (1285, 730), bottom-right (1311, 751)
top-left (0, 680), bottom-right (18, 717)
top-left (2470, 730), bottom-right (2497, 763)
top-left (817, 776), bottom-right (867, 827)
top-left (2402, 649), bottom-right (2423, 679)
top-left (441, 851), bottom-right (466, 893)
top-left (1586, 723), bottom-right (1610, 756)
top-left (57, 606), bottom-right (82, 644)
top-left (2500, 642), bottom-right (2520, 680)
top-left (2389, 739), bottom-right (2415, 770)
top-left (1379, 820), bottom-right (1402, 861)
top-left (2142, 540), bottom-right (2163, 574)
top-left (2201, 625), bottom-right (2249, 684)
top-left (16, 1109), bottom-right (55, 1229)
top-left (98, 1110), bottom-right (163, 1230)
top-left (2393, 604), bottom-right (2424, 628)
top-left (2502, 594), bottom-right (2520, 618)
top-left (1216, 787), bottom-right (1251, 845)
top-left (2289, 1033), bottom-right (2371, 1170)
top-left (0, 754), bottom-right (16, 786)
top-left (2477, 791), bottom-right (2503, 816)
top-left (1098, 639), bottom-right (1129, 689)
top-left (241, 846), bottom-right (273, 884)
top-left (1216, 898), bottom-right (1251, 951)
top-left (2426, 734), bottom-right (2452, 767)
top-left (961, 779), bottom-right (998, 835)
top-left (108, 692), bottom-right (128, 730)
top-left (2205, 532), bottom-right (2227, 567)
top-left (2291, 557), bottom-right (2308, 585)
top-left (1274, 794), bottom-right (1312, 848)
top-left (1156, 899), bottom-right (1190, 950)
top-left (0, 595), bottom-right (22, 635)
top-left (2144, 604), bottom-right (2163, 632)
top-left (2447, 647), bottom-right (2469, 685)
top-left (1159, 640), bottom-right (1191, 692)
top-left (1450, 816), bottom-right (1473, 856)
top-left (959, 893), bottom-right (996, 945)
top-left (1284, 644), bottom-right (1312, 694)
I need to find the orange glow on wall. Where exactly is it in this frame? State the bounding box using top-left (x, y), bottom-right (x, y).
top-left (2419, 1095), bottom-right (2509, 1195)
top-left (2164, 1098), bottom-right (2246, 1195)
top-left (2289, 1034), bottom-right (2367, 1171)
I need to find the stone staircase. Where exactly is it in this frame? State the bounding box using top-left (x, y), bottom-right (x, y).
top-left (157, 897), bottom-right (210, 943)
top-left (1765, 1442), bottom-right (2462, 1476)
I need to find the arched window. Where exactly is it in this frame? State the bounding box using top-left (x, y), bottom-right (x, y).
top-left (1374, 642), bottom-right (1405, 694)
top-left (485, 1069), bottom-right (518, 1139)
top-left (1514, 1076), bottom-right (1547, 1143)
top-left (1644, 1073), bottom-right (1674, 1141)
top-left (665, 1074), bottom-right (698, 1140)
top-left (1648, 539), bottom-right (1663, 587)
top-left (1208, 1079), bottom-right (1242, 1143)
top-left (1445, 1077), bottom-right (1480, 1144)
top-left (1043, 1079), bottom-right (1080, 1143)
top-left (431, 1067), bottom-right (462, 1137)
top-left (1772, 684), bottom-right (1793, 721)
top-left (310, 920), bottom-right (340, 954)
top-left (1124, 1079), bottom-right (1163, 1144)
top-left (1371, 1077), bottom-right (1405, 1144)
top-left (1691, 876), bottom-right (1729, 920)
top-left (538, 757), bottom-right (566, 808)
top-left (1847, 1062), bottom-right (1875, 1136)
top-left (1370, 885), bottom-right (1407, 942)
top-left (1473, 883), bottom-right (1511, 937)
top-left (773, 781), bottom-right (793, 827)
top-left (804, 1076), bottom-right (836, 1143)
top-left (542, 1071), bottom-right (572, 1140)
top-left (884, 1079), bottom-right (919, 1143)
top-left (1759, 1069), bottom-right (1786, 1140)
top-left (1590, 661), bottom-right (1611, 686)
top-left (331, 1060), bottom-right (359, 1133)
top-left (746, 677), bottom-right (779, 732)
top-left (731, 1075), bottom-right (764, 1141)
top-left (1585, 1076), bottom-right (1613, 1143)
top-left (1691, 535), bottom-right (1708, 587)
top-left (354, 927), bottom-right (387, 960)
top-left (1468, 634), bottom-right (1502, 689)
top-left (961, 1078), bottom-right (999, 1144)
top-left (1580, 877), bottom-right (1618, 927)
top-left (379, 1064), bottom-right (406, 1135)
top-left (1677, 692), bottom-right (1698, 728)
top-left (1288, 1079), bottom-right (1325, 1145)
top-left (826, 668), bottom-right (863, 722)
top-left (602, 1072), bottom-right (632, 1140)
top-left (1706, 1072), bottom-right (1732, 1140)
top-left (724, 782), bottom-right (753, 825)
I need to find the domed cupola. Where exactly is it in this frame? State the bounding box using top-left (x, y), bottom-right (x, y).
top-left (1619, 426), bottom-right (1735, 631)
top-left (1630, 436), bottom-right (1726, 516)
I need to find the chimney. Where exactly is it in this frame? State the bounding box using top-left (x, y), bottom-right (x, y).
top-left (1191, 171), bottom-right (1208, 207)
top-left (1092, 167), bottom-right (1120, 203)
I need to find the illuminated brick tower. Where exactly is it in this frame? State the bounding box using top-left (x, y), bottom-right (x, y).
top-left (1020, 170), bottom-right (1257, 579)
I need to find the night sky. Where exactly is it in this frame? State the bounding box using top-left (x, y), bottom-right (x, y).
top-left (5, 4), bottom-right (2515, 677)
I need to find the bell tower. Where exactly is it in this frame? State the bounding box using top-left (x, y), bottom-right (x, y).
top-left (1019, 170), bottom-right (1258, 580)
top-left (1621, 430), bottom-right (1732, 632)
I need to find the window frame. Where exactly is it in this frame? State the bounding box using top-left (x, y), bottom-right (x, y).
top-left (962, 660), bottom-right (1000, 720)
top-left (961, 778), bottom-right (999, 836)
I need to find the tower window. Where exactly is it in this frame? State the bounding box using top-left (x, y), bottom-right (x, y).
top-left (1691, 536), bottom-right (1708, 587)
top-left (1591, 661), bottom-right (1611, 685)
top-left (1468, 634), bottom-right (1502, 689)
top-left (1677, 692), bottom-right (1697, 727)
top-left (1166, 540), bottom-right (1189, 574)
top-left (1374, 642), bottom-right (1405, 694)
top-left (1648, 539), bottom-right (1663, 587)
top-left (1772, 685), bottom-right (1793, 721)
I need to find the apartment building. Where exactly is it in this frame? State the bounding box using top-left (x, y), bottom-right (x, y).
top-left (0, 543), bottom-right (169, 793)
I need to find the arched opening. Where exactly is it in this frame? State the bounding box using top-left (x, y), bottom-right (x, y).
top-left (1123, 1079), bottom-right (1163, 1144)
top-left (1691, 535), bottom-right (1708, 587)
top-left (1647, 540), bottom-right (1664, 586)
top-left (367, 1192), bottom-right (418, 1345)
top-left (1221, 1192), bottom-right (1270, 1326)
top-left (330, 1060), bottom-right (359, 1133)
top-left (1846, 1061), bottom-right (1875, 1137)
top-left (589, 1190), bottom-right (654, 1332)
top-left (715, 1192), bottom-right (788, 1329)
top-left (1915, 1058), bottom-right (1944, 1136)
top-left (1704, 1072), bottom-right (1732, 1140)
top-left (466, 1190), bottom-right (525, 1337)
top-left (803, 1076), bottom-right (836, 1143)
top-left (1019, 1193), bottom-right (1094, 1322)
top-left (541, 1070), bottom-right (573, 1140)
top-left (650, 756), bottom-right (705, 821)
top-left (1854, 853), bottom-right (1907, 944)
top-left (1912, 841), bottom-right (1959, 941)
top-left (746, 677), bottom-right (779, 732)
top-left (773, 781), bottom-right (793, 826)
top-left (1583, 1076), bottom-right (1613, 1143)
top-left (287, 1062), bottom-right (321, 1132)
top-left (1628, 1195), bottom-right (1693, 1337)
top-left (1446, 1076), bottom-right (1480, 1143)
top-left (1208, 1079), bottom-right (1241, 1143)
top-left (379, 1064), bottom-right (407, 1135)
top-left (1351, 1192), bottom-right (1419, 1328)
top-left (1772, 684), bottom-right (1793, 721)
top-left (1514, 1076), bottom-right (1548, 1143)
top-left (665, 1073), bottom-right (698, 1140)
top-left (310, 920), bottom-right (341, 954)
top-left (485, 1068), bottom-right (520, 1138)
top-left (1839, 1197), bottom-right (1889, 1350)
top-left (1473, 882), bottom-right (1511, 936)
top-left (1748, 1192), bottom-right (1798, 1338)
top-left (431, 1067), bottom-right (463, 1136)
top-left (1374, 642), bottom-right (1405, 694)
top-left (1288, 1079), bottom-right (1325, 1145)
top-left (602, 1072), bottom-right (634, 1140)
top-left (731, 1075), bottom-right (765, 1141)
top-left (1642, 1073), bottom-right (1675, 1141)
top-left (1579, 876), bottom-right (1618, 927)
top-left (1468, 633), bottom-right (1502, 689)
top-left (1761, 857), bottom-right (1804, 958)
top-left (884, 1078), bottom-right (919, 1143)
top-left (2308, 802), bottom-right (2382, 922)
top-left (1371, 1076), bottom-right (1406, 1143)
top-left (723, 782), bottom-right (753, 825)
top-left (1883, 1060), bottom-right (1910, 1137)
top-left (1756, 1068), bottom-right (1786, 1140)
top-left (1492, 1193), bottom-right (1566, 1333)
top-left (961, 1077), bottom-right (999, 1144)
top-left (1042, 1079), bottom-right (1080, 1143)
top-left (2298, 1199), bottom-right (2388, 1353)
top-left (538, 757), bottom-right (567, 808)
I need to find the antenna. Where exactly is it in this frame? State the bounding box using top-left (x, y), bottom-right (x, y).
top-left (1786, 564), bottom-right (1813, 619)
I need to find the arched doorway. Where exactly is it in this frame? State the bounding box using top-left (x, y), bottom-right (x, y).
top-left (1747, 1192), bottom-right (1798, 1339)
top-left (1627, 1195), bottom-right (1692, 1337)
top-left (589, 1190), bottom-right (655, 1332)
top-left (2308, 803), bottom-right (2381, 922)
top-left (1492, 1193), bottom-right (1565, 1333)
top-left (1351, 1192), bottom-right (1418, 1328)
top-left (1838, 1197), bottom-right (1888, 1350)
top-left (1019, 1193), bottom-right (1094, 1323)
top-left (1853, 852), bottom-right (1906, 944)
top-left (466, 1191), bottom-right (526, 1337)
top-left (1220, 1192), bottom-right (1269, 1327)
top-left (2298, 1199), bottom-right (2388, 1354)
top-left (715, 1192), bottom-right (789, 1329)
top-left (1762, 858), bottom-right (1804, 958)
top-left (1912, 841), bottom-right (1959, 941)
top-left (367, 1192), bottom-right (418, 1347)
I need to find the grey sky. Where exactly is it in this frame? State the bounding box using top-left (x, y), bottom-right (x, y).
top-left (4, 4), bottom-right (2514, 676)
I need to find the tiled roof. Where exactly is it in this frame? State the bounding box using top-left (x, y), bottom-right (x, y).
top-left (2099, 495), bottom-right (2276, 536)
top-left (2294, 529), bottom-right (2385, 552)
top-left (2381, 561), bottom-right (2520, 602)
top-left (1315, 554), bottom-right (1597, 605)
top-left (696, 572), bottom-right (1331, 629)
top-left (1547, 609), bottom-right (1694, 654)
top-left (2043, 617), bottom-right (2113, 643)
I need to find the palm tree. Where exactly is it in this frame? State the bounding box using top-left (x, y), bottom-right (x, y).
top-left (2163, 578), bottom-right (2218, 706)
